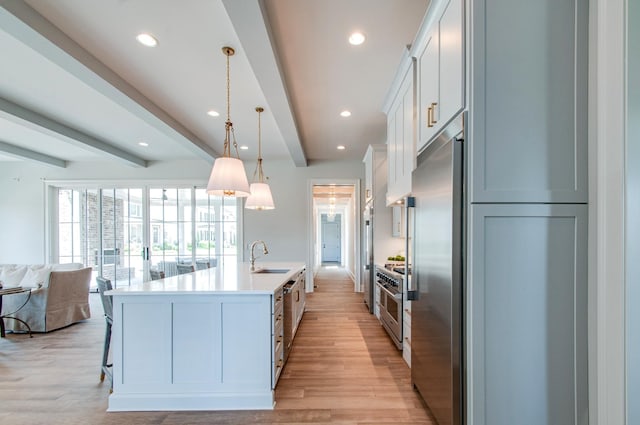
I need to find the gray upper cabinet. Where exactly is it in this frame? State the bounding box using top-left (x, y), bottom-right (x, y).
top-left (469, 0), bottom-right (588, 203)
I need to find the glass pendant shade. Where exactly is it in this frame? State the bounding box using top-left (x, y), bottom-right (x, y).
top-left (245, 182), bottom-right (275, 210)
top-left (207, 157), bottom-right (250, 197)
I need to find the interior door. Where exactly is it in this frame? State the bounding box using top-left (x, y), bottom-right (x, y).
top-left (321, 214), bottom-right (341, 263)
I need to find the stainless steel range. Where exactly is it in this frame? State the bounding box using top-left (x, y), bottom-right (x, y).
top-left (375, 266), bottom-right (403, 349)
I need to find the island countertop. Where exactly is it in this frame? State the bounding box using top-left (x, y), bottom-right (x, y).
top-left (107, 261), bottom-right (305, 296)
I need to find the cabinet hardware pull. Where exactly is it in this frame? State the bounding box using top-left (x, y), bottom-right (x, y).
top-left (404, 308), bottom-right (411, 315)
top-left (431, 102), bottom-right (438, 124)
top-left (427, 106), bottom-right (433, 127)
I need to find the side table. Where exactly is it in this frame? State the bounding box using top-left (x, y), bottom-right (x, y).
top-left (0, 287), bottom-right (33, 338)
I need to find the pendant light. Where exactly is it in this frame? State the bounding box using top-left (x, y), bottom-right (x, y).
top-left (245, 107), bottom-right (275, 210)
top-left (206, 47), bottom-right (251, 197)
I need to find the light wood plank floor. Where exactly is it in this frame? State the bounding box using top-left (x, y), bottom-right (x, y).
top-left (0, 267), bottom-right (433, 425)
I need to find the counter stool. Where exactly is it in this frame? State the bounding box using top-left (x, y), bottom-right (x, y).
top-left (176, 264), bottom-right (195, 274)
top-left (96, 276), bottom-right (113, 392)
top-left (149, 269), bottom-right (165, 281)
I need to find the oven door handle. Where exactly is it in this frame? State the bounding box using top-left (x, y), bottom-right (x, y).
top-left (377, 282), bottom-right (402, 300)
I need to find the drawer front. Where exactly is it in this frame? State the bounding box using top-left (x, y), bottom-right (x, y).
top-left (272, 341), bottom-right (284, 387)
top-left (272, 287), bottom-right (285, 388)
top-left (403, 319), bottom-right (411, 367)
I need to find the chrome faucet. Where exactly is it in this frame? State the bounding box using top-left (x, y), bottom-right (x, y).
top-left (250, 240), bottom-right (269, 271)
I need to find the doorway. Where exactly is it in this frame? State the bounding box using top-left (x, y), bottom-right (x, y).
top-left (321, 213), bottom-right (342, 264)
top-left (307, 180), bottom-right (360, 292)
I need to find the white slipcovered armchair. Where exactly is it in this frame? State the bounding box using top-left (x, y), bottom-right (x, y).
top-left (0, 264), bottom-right (92, 333)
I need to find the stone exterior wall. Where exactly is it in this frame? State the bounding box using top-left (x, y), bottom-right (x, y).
top-left (81, 190), bottom-right (125, 267)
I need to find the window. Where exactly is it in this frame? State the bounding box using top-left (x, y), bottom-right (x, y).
top-left (53, 185), bottom-right (239, 287)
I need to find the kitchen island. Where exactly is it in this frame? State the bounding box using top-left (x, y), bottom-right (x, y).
top-left (106, 262), bottom-right (305, 412)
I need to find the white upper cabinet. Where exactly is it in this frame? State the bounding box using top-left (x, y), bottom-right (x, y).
top-left (384, 59), bottom-right (415, 205)
top-left (391, 205), bottom-right (405, 238)
top-left (469, 0), bottom-right (588, 203)
top-left (417, 0), bottom-right (464, 152)
top-left (382, 0), bottom-right (462, 204)
top-left (363, 144), bottom-right (387, 205)
top-left (364, 147), bottom-right (374, 203)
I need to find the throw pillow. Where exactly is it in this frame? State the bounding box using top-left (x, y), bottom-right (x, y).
top-left (0, 265), bottom-right (28, 288)
top-left (20, 265), bottom-right (53, 289)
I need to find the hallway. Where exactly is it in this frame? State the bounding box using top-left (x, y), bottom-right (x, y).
top-left (274, 266), bottom-right (434, 423)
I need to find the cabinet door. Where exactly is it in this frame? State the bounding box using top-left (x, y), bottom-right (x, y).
top-left (468, 204), bottom-right (588, 425)
top-left (418, 27), bottom-right (439, 150)
top-left (387, 65), bottom-right (414, 205)
top-left (470, 0), bottom-right (588, 203)
top-left (363, 147), bottom-right (373, 202)
top-left (391, 205), bottom-right (404, 237)
top-left (386, 113), bottom-right (397, 203)
top-left (398, 69), bottom-right (415, 198)
top-left (394, 99), bottom-right (404, 191)
top-left (438, 0), bottom-right (464, 127)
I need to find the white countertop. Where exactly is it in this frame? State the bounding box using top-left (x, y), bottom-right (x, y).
top-left (106, 262), bottom-right (305, 296)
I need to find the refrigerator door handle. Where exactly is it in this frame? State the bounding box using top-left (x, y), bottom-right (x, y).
top-left (406, 196), bottom-right (418, 300)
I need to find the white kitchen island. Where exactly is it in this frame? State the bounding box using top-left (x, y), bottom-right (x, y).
top-left (105, 262), bottom-right (305, 412)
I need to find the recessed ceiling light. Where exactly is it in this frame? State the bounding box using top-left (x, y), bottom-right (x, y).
top-left (337, 145), bottom-right (346, 150)
top-left (349, 32), bottom-right (366, 46)
top-left (207, 110), bottom-right (220, 117)
top-left (240, 145), bottom-right (249, 150)
top-left (136, 33), bottom-right (158, 47)
top-left (340, 110), bottom-right (351, 117)
top-left (138, 142), bottom-right (149, 147)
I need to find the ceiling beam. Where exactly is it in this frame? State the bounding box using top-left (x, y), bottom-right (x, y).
top-left (222, 0), bottom-right (307, 167)
top-left (0, 1), bottom-right (219, 162)
top-left (0, 140), bottom-right (66, 168)
top-left (0, 96), bottom-right (147, 167)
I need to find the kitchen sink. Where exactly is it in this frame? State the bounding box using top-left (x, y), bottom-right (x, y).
top-left (253, 268), bottom-right (290, 274)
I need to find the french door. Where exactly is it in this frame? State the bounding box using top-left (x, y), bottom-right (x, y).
top-left (147, 187), bottom-right (238, 278)
top-left (57, 187), bottom-right (145, 289)
top-left (54, 185), bottom-right (238, 288)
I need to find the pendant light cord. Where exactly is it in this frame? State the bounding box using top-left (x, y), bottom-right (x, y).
top-left (223, 47), bottom-right (241, 159)
top-left (253, 107), bottom-right (266, 183)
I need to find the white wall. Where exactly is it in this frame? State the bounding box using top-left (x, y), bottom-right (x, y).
top-left (0, 159), bottom-right (214, 264)
top-left (0, 174), bottom-right (47, 263)
top-left (0, 158), bottom-right (364, 267)
top-left (346, 196), bottom-right (356, 279)
top-left (242, 159), bottom-right (363, 264)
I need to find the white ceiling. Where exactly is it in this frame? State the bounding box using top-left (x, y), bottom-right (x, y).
top-left (0, 0), bottom-right (429, 168)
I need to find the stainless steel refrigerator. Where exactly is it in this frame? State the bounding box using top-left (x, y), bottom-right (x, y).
top-left (362, 200), bottom-right (374, 313)
top-left (407, 113), bottom-right (465, 425)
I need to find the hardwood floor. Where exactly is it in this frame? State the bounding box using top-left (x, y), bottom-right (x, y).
top-left (0, 267), bottom-right (433, 424)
